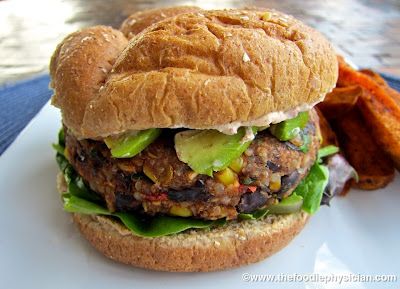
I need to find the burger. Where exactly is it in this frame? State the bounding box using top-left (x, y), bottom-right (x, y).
top-left (50, 7), bottom-right (344, 272)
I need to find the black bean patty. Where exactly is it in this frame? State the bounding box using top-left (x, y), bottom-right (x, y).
top-left (65, 110), bottom-right (320, 220)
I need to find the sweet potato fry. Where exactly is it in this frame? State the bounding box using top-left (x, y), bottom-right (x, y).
top-left (316, 108), bottom-right (339, 147)
top-left (360, 69), bottom-right (400, 106)
top-left (337, 56), bottom-right (400, 170)
top-left (317, 85), bottom-right (361, 119)
top-left (333, 108), bottom-right (395, 190)
top-left (357, 90), bottom-right (400, 170)
top-left (337, 56), bottom-right (400, 121)
top-left (359, 69), bottom-right (386, 86)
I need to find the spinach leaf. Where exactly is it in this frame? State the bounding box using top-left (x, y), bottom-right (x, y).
top-left (294, 163), bottom-right (329, 214)
top-left (54, 139), bottom-right (101, 202)
top-left (317, 145), bottom-right (339, 162)
top-left (58, 128), bottom-right (65, 147)
top-left (53, 128), bottom-right (66, 155)
top-left (116, 212), bottom-right (218, 238)
top-left (299, 133), bottom-right (311, 153)
top-left (67, 175), bottom-right (102, 202)
top-left (56, 153), bottom-right (69, 172)
top-left (64, 195), bottom-right (110, 215)
top-left (238, 208), bottom-right (269, 220)
top-left (52, 144), bottom-right (65, 155)
top-left (63, 194), bottom-right (223, 237)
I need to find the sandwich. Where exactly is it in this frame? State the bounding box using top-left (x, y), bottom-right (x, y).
top-left (50, 7), bottom-right (348, 272)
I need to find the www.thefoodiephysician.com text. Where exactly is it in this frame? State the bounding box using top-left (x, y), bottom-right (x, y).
top-left (241, 273), bottom-right (398, 284)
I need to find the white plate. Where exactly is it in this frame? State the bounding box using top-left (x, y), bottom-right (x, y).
top-left (0, 102), bottom-right (399, 289)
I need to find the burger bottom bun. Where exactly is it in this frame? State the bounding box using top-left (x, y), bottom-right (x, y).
top-left (57, 172), bottom-right (308, 272)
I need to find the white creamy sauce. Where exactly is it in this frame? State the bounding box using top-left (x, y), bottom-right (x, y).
top-left (241, 127), bottom-right (256, 143)
top-left (167, 96), bottom-right (324, 135)
top-left (108, 92), bottom-right (332, 140)
top-left (207, 96), bottom-right (325, 135)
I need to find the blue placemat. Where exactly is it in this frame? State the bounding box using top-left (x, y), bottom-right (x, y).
top-left (381, 73), bottom-right (400, 92)
top-left (0, 73), bottom-right (400, 156)
top-left (0, 75), bottom-right (52, 155)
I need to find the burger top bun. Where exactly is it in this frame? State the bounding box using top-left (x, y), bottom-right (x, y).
top-left (50, 8), bottom-right (338, 139)
top-left (120, 6), bottom-right (201, 39)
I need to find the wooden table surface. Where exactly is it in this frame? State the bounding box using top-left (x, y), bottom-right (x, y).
top-left (1, 0), bottom-right (399, 84)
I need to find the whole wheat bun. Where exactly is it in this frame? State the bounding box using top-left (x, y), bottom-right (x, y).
top-left (50, 26), bottom-right (128, 137)
top-left (57, 173), bottom-right (308, 272)
top-left (50, 7), bottom-right (338, 139)
top-left (120, 6), bottom-right (201, 39)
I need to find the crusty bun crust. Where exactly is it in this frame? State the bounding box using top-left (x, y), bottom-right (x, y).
top-left (57, 172), bottom-right (308, 272)
top-left (120, 6), bottom-right (201, 39)
top-left (50, 26), bottom-right (128, 137)
top-left (74, 212), bottom-right (308, 272)
top-left (50, 8), bottom-right (338, 139)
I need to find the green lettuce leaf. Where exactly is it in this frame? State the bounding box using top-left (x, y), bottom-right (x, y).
top-left (115, 212), bottom-right (223, 238)
top-left (55, 150), bottom-right (102, 202)
top-left (58, 127), bottom-right (65, 147)
top-left (56, 153), bottom-right (69, 172)
top-left (299, 133), bottom-right (311, 153)
top-left (294, 162), bottom-right (329, 214)
top-left (289, 145), bottom-right (338, 214)
top-left (317, 145), bottom-right (340, 161)
top-left (52, 143), bottom-right (65, 155)
top-left (63, 194), bottom-right (224, 237)
top-left (52, 128), bottom-right (66, 155)
top-left (64, 195), bottom-right (110, 215)
top-left (67, 175), bottom-right (102, 202)
top-left (238, 208), bottom-right (269, 220)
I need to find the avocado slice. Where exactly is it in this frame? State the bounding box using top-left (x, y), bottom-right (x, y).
top-left (105, 128), bottom-right (161, 158)
top-left (175, 128), bottom-right (256, 176)
top-left (269, 112), bottom-right (309, 141)
top-left (266, 193), bottom-right (303, 214)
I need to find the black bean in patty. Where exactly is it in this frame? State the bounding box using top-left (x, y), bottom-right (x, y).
top-left (237, 190), bottom-right (269, 213)
top-left (168, 186), bottom-right (210, 202)
top-left (278, 171), bottom-right (300, 196)
top-left (266, 161), bottom-right (281, 172)
top-left (115, 192), bottom-right (140, 212)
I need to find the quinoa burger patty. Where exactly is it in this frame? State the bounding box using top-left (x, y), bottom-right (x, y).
top-left (65, 110), bottom-right (320, 220)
